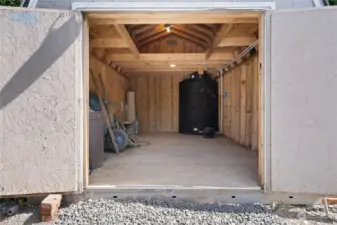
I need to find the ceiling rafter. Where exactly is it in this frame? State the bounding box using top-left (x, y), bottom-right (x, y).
top-left (136, 25), bottom-right (165, 43)
top-left (188, 24), bottom-right (214, 39)
top-left (171, 29), bottom-right (207, 49)
top-left (172, 25), bottom-right (211, 46)
top-left (138, 30), bottom-right (169, 46)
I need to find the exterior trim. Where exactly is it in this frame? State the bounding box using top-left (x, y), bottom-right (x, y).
top-left (72, 2), bottom-right (276, 11)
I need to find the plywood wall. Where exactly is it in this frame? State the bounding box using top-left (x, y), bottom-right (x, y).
top-left (221, 54), bottom-right (259, 150)
top-left (130, 73), bottom-right (187, 133)
top-left (89, 55), bottom-right (129, 121)
top-left (140, 34), bottom-right (205, 53)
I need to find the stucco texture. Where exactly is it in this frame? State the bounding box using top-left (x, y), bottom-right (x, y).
top-left (269, 7), bottom-right (337, 195)
top-left (0, 7), bottom-right (82, 196)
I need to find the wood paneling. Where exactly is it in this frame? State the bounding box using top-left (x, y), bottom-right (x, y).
top-left (140, 35), bottom-right (205, 53)
top-left (131, 73), bottom-right (186, 132)
top-left (89, 55), bottom-right (129, 121)
top-left (222, 54), bottom-right (258, 150)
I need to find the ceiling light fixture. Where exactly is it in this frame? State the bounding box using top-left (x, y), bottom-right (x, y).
top-left (165, 24), bottom-right (171, 33)
top-left (169, 64), bottom-right (176, 68)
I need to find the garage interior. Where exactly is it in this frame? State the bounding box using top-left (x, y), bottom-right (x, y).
top-left (86, 11), bottom-right (262, 188)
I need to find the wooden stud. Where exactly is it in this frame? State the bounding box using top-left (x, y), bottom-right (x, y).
top-left (258, 14), bottom-right (264, 186)
top-left (240, 64), bottom-right (247, 144)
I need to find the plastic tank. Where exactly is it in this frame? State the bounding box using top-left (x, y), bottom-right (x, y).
top-left (179, 72), bottom-right (218, 134)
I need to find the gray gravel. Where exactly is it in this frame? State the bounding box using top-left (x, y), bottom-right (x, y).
top-left (1, 199), bottom-right (337, 225)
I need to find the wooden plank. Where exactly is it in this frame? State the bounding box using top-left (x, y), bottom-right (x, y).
top-left (106, 53), bottom-right (233, 62)
top-left (188, 24), bottom-right (214, 40)
top-left (148, 75), bottom-right (157, 132)
top-left (172, 75), bottom-right (181, 131)
top-left (138, 30), bottom-right (168, 46)
top-left (114, 24), bottom-right (139, 58)
top-left (114, 60), bottom-right (230, 67)
top-left (171, 29), bottom-right (207, 49)
top-left (245, 61), bottom-right (253, 147)
top-left (230, 71), bottom-right (235, 140)
top-left (219, 37), bottom-right (257, 47)
top-left (223, 74), bottom-right (228, 136)
top-left (205, 24), bottom-right (234, 60)
top-left (136, 76), bottom-right (149, 132)
top-left (137, 25), bottom-right (166, 42)
top-left (240, 64), bottom-right (247, 144)
top-left (258, 14), bottom-right (263, 186)
top-left (133, 25), bottom-right (156, 35)
top-left (173, 25), bottom-right (211, 45)
top-left (155, 76), bottom-right (162, 131)
top-left (252, 56), bottom-right (259, 150)
top-left (160, 75), bottom-right (173, 131)
top-left (91, 38), bottom-right (128, 48)
top-left (235, 68), bottom-right (241, 142)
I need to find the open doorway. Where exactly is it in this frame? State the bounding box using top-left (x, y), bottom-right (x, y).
top-left (84, 10), bottom-right (263, 189)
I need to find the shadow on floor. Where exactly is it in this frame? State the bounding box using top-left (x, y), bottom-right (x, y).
top-left (0, 206), bottom-right (41, 225)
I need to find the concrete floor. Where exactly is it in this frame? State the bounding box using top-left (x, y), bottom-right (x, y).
top-left (89, 133), bottom-right (258, 188)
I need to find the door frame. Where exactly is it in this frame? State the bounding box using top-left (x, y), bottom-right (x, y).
top-left (73, 1), bottom-right (274, 191)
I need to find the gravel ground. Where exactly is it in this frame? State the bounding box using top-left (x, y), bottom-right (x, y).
top-left (1, 199), bottom-right (337, 225)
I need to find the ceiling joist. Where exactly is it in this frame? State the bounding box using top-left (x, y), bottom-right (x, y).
top-left (205, 24), bottom-right (234, 60)
top-left (105, 53), bottom-right (233, 62)
top-left (91, 38), bottom-right (128, 48)
top-left (114, 24), bottom-right (140, 58)
top-left (219, 37), bottom-right (257, 47)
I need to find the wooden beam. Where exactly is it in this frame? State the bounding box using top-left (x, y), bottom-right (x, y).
top-left (188, 24), bottom-right (214, 40)
top-left (219, 37), bottom-right (257, 47)
top-left (114, 24), bottom-right (139, 58)
top-left (137, 25), bottom-right (165, 42)
top-left (113, 60), bottom-right (230, 67)
top-left (132, 25), bottom-right (156, 35)
top-left (106, 53), bottom-right (233, 62)
top-left (205, 24), bottom-right (234, 60)
top-left (171, 29), bottom-right (207, 49)
top-left (124, 67), bottom-right (201, 72)
top-left (172, 25), bottom-right (212, 46)
top-left (88, 12), bottom-right (260, 24)
top-left (90, 38), bottom-right (128, 48)
top-left (138, 30), bottom-right (169, 46)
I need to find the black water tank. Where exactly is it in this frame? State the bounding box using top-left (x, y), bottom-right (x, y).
top-left (179, 72), bottom-right (218, 134)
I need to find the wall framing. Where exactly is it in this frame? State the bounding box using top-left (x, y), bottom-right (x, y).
top-left (80, 3), bottom-right (272, 192)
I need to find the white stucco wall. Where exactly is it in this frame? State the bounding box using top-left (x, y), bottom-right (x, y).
top-left (0, 7), bottom-right (83, 196)
top-left (267, 7), bottom-right (337, 195)
top-left (35, 0), bottom-right (317, 10)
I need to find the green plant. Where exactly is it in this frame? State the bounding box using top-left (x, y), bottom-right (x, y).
top-left (0, 0), bottom-right (21, 6)
top-left (329, 0), bottom-right (337, 5)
